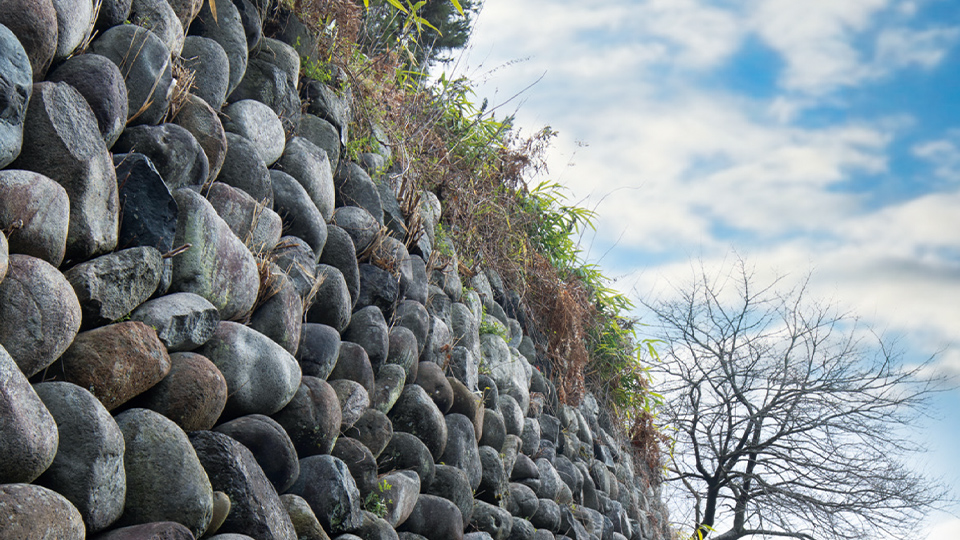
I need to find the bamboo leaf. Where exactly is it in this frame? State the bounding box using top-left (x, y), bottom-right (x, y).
top-left (385, 0), bottom-right (409, 13)
top-left (449, 0), bottom-right (465, 16)
top-left (208, 0), bottom-right (218, 22)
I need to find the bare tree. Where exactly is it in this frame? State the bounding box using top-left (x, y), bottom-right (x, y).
top-left (643, 259), bottom-right (948, 540)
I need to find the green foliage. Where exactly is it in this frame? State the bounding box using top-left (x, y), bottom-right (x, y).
top-left (360, 0), bottom-right (478, 68)
top-left (364, 478), bottom-right (393, 518)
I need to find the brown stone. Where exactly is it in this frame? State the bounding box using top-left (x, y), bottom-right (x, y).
top-left (127, 351), bottom-right (228, 430)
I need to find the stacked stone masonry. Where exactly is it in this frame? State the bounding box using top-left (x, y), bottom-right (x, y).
top-left (0, 1), bottom-right (672, 539)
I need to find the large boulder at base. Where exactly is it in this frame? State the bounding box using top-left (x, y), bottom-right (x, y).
top-left (424, 464), bottom-right (473, 529)
top-left (0, 345), bottom-right (58, 484)
top-left (196, 321), bottom-right (301, 418)
top-left (181, 35), bottom-right (230, 109)
top-left (0, 170), bottom-right (69, 266)
top-left (33, 382), bottom-right (125, 533)
top-left (387, 385), bottom-right (448, 461)
top-left (170, 93), bottom-right (228, 180)
top-left (397, 495), bottom-right (464, 540)
top-left (0, 484), bottom-right (84, 540)
top-left (114, 123), bottom-right (210, 190)
top-left (129, 292), bottom-right (220, 352)
top-left (271, 376), bottom-right (342, 457)
top-left (115, 408), bottom-right (214, 536)
top-left (169, 188), bottom-right (260, 320)
top-left (127, 351), bottom-right (227, 431)
top-left (90, 24), bottom-right (173, 126)
top-left (189, 430), bottom-right (298, 540)
top-left (223, 99), bottom-right (285, 165)
top-left (65, 246), bottom-right (163, 327)
top-left (47, 53), bottom-right (128, 147)
top-left (275, 136), bottom-right (336, 222)
top-left (0, 254), bottom-right (81, 377)
top-left (190, 0), bottom-right (248, 96)
top-left (214, 414), bottom-right (300, 493)
top-left (0, 1), bottom-right (57, 81)
top-left (114, 153), bottom-right (179, 254)
top-left (49, 322), bottom-right (171, 411)
top-left (218, 133), bottom-right (274, 205)
top-left (0, 24), bottom-right (31, 167)
top-left (10, 82), bottom-right (118, 261)
top-left (287, 455), bottom-right (363, 535)
top-left (270, 169), bottom-right (328, 256)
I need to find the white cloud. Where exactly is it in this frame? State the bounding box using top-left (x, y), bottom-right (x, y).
top-left (925, 516), bottom-right (960, 539)
top-left (913, 132), bottom-right (960, 182)
top-left (875, 26), bottom-right (960, 69)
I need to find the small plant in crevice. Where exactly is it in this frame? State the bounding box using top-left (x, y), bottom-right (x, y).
top-left (364, 478), bottom-right (394, 518)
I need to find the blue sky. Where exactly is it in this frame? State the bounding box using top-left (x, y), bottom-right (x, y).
top-left (449, 0), bottom-right (960, 536)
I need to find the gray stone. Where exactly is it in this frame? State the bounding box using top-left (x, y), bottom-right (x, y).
top-left (397, 495), bottom-right (464, 540)
top-left (253, 37), bottom-right (299, 85)
top-left (331, 205), bottom-right (379, 253)
top-left (0, 484), bottom-right (84, 540)
top-left (272, 236), bottom-right (319, 300)
top-left (197, 321), bottom-right (301, 417)
top-left (271, 169), bottom-right (328, 256)
top-left (471, 500), bottom-right (512, 540)
top-left (476, 445), bottom-right (508, 505)
top-left (378, 432), bottom-right (435, 488)
top-left (228, 56), bottom-right (300, 131)
top-left (96, 0), bottom-right (133, 28)
top-left (129, 0), bottom-right (184, 54)
top-left (378, 470), bottom-right (421, 528)
top-left (484, 336), bottom-right (531, 414)
top-left (321, 223), bottom-right (360, 304)
top-left (343, 306), bottom-right (389, 369)
top-left (332, 437), bottom-right (379, 496)
top-left (223, 99), bottom-right (285, 165)
top-left (329, 378), bottom-right (370, 430)
top-left (334, 161), bottom-right (383, 223)
top-left (0, 170), bottom-right (70, 266)
top-left (276, 136), bottom-right (337, 222)
top-left (47, 53), bottom-right (127, 147)
top-left (130, 292), bottom-right (220, 352)
top-left (10, 82), bottom-right (118, 261)
top-left (404, 255), bottom-right (428, 305)
top-left (535, 459), bottom-right (562, 501)
top-left (189, 430), bottom-right (297, 540)
top-left (441, 413), bottom-right (482, 491)
top-left (94, 522), bottom-right (196, 540)
top-left (0, 1), bottom-right (57, 81)
top-left (479, 374), bottom-right (499, 409)
top-left (170, 188), bottom-right (260, 320)
top-left (448, 376), bottom-right (484, 438)
top-left (510, 454), bottom-right (538, 483)
top-left (168, 0), bottom-right (203, 32)
top-left (114, 153), bottom-right (179, 254)
top-left (0, 255), bottom-right (81, 376)
top-left (190, 0), bottom-right (247, 95)
top-left (0, 345), bottom-right (58, 484)
top-left (553, 455), bottom-right (583, 498)
top-left (306, 263), bottom-right (352, 332)
top-left (449, 346), bottom-right (480, 393)
top-left (272, 376), bottom-right (342, 457)
top-left (51, 0), bottom-right (93, 61)
top-left (206, 181), bottom-right (282, 251)
top-left (417, 361), bottom-right (453, 414)
top-left (479, 408), bottom-right (506, 450)
top-left (424, 464), bottom-right (473, 529)
top-left (421, 316), bottom-right (452, 365)
top-left (171, 94), bottom-right (227, 182)
top-left (530, 499), bottom-right (561, 532)
top-left (214, 414), bottom-right (300, 493)
top-left (388, 384), bottom-right (448, 461)
top-left (249, 266), bottom-right (303, 354)
top-left (386, 325), bottom-right (419, 380)
top-left (115, 408), bottom-right (214, 536)
top-left (330, 341), bottom-right (375, 396)
top-left (343, 409), bottom-right (393, 459)
top-left (297, 113), bottom-right (340, 172)
top-left (426, 286), bottom-right (452, 326)
top-left (376, 180), bottom-right (406, 241)
top-left (114, 124), bottom-right (209, 189)
top-left (0, 233), bottom-right (6, 281)
top-left (65, 246), bottom-right (163, 326)
top-left (279, 494), bottom-right (330, 540)
top-left (91, 24), bottom-right (173, 126)
top-left (287, 455), bottom-right (363, 535)
top-left (181, 35), bottom-right (230, 109)
top-left (297, 323), bottom-right (341, 379)
top-left (372, 363), bottom-right (406, 414)
top-left (301, 81), bottom-right (350, 145)
top-left (128, 351), bottom-right (227, 431)
top-left (219, 132), bottom-right (274, 205)
top-left (394, 300), bottom-right (429, 356)
top-left (33, 382), bottom-right (124, 533)
top-left (505, 483), bottom-right (538, 520)
top-left (521, 419), bottom-right (541, 456)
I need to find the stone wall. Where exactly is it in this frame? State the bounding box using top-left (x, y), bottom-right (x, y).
top-left (0, 1), bottom-right (672, 539)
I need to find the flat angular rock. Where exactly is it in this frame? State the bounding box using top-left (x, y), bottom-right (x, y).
top-left (279, 494), bottom-right (328, 540)
top-left (115, 408), bottom-right (214, 536)
top-left (182, 35), bottom-right (230, 109)
top-left (130, 292), bottom-right (220, 351)
top-left (344, 409), bottom-right (393, 459)
top-left (228, 58), bottom-right (300, 131)
top-left (371, 363), bottom-right (406, 414)
top-left (287, 455), bottom-right (363, 535)
top-left (115, 124), bottom-right (209, 189)
top-left (206, 182), bottom-right (282, 252)
top-left (378, 470), bottom-right (421, 528)
top-left (0, 1), bottom-right (57, 81)
top-left (0, 254), bottom-right (81, 377)
top-left (115, 153), bottom-right (179, 253)
top-left (170, 188), bottom-right (260, 320)
top-left (276, 136), bottom-right (336, 222)
top-left (272, 236), bottom-right (319, 300)
top-left (296, 323), bottom-right (341, 379)
top-left (190, 0), bottom-right (247, 95)
top-left (329, 378), bottom-right (370, 430)
top-left (321, 223), bottom-right (360, 304)
top-left (11, 82), bottom-right (118, 261)
top-left (50, 322), bottom-right (171, 411)
top-left (190, 430), bottom-right (298, 540)
top-left (129, 0), bottom-right (184, 54)
top-left (387, 384), bottom-right (447, 461)
top-left (171, 93), bottom-right (228, 180)
top-left (223, 99), bottom-right (285, 165)
top-left (65, 246), bottom-right (163, 326)
top-left (398, 495), bottom-right (464, 540)
top-left (296, 113), bottom-right (340, 172)
top-left (272, 376), bottom-right (342, 457)
top-left (33, 382), bottom-right (125, 533)
top-left (306, 263), bottom-right (352, 332)
top-left (0, 345), bottom-right (58, 484)
top-left (0, 170), bottom-right (70, 266)
top-left (271, 170), bottom-right (328, 256)
top-left (424, 464), bottom-right (473, 529)
top-left (196, 321), bottom-right (301, 417)
top-left (91, 24), bottom-right (173, 126)
top-left (0, 484), bottom-right (84, 540)
top-left (218, 133), bottom-right (274, 205)
top-left (47, 53), bottom-right (128, 147)
top-left (378, 432), bottom-right (435, 488)
top-left (129, 351), bottom-right (227, 431)
top-left (93, 522), bottom-right (195, 540)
